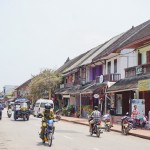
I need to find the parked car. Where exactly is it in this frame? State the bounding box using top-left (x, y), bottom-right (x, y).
top-left (33, 99), bottom-right (54, 117)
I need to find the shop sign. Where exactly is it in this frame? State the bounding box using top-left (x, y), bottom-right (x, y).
top-left (138, 79), bottom-right (150, 91)
top-left (136, 66), bottom-right (143, 75)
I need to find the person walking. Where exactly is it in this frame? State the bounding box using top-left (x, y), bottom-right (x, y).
top-left (109, 103), bottom-right (116, 127)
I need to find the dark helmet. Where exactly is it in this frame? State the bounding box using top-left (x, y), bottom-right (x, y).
top-left (94, 106), bottom-right (98, 110)
top-left (45, 103), bottom-right (51, 110)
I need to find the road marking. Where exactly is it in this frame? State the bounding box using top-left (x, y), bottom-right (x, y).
top-left (64, 135), bottom-right (72, 140)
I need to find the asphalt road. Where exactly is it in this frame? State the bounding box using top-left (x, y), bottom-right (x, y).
top-left (0, 109), bottom-right (150, 150)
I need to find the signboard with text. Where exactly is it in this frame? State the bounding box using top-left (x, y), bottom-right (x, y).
top-left (138, 79), bottom-right (150, 91)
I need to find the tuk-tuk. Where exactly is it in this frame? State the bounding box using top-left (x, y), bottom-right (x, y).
top-left (14, 98), bottom-right (30, 121)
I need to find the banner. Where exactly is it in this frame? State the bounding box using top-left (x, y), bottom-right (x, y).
top-left (138, 79), bottom-right (150, 91)
top-left (130, 99), bottom-right (145, 118)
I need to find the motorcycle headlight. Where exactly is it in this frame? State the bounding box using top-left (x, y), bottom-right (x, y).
top-left (42, 122), bottom-right (47, 127)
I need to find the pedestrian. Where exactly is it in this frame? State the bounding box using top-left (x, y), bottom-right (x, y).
top-left (131, 105), bottom-right (139, 129)
top-left (109, 103), bottom-right (116, 127)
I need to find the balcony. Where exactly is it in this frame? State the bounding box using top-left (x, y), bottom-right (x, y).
top-left (74, 78), bottom-right (86, 85)
top-left (96, 74), bottom-right (121, 83)
top-left (125, 63), bottom-right (150, 78)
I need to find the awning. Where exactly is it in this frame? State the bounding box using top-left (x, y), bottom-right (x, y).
top-left (106, 74), bottom-right (150, 93)
top-left (81, 82), bottom-right (107, 94)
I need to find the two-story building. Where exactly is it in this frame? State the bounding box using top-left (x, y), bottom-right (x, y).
top-left (105, 20), bottom-right (150, 121)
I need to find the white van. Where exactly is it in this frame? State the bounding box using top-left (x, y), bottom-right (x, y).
top-left (33, 99), bottom-right (54, 117)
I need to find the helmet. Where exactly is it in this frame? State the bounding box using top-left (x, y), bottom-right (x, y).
top-left (45, 103), bottom-right (51, 110)
top-left (94, 106), bottom-right (98, 110)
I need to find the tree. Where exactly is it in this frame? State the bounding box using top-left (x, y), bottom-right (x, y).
top-left (29, 69), bottom-right (62, 103)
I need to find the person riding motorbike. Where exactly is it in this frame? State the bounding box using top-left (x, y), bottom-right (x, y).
top-left (40, 103), bottom-right (54, 140)
top-left (0, 103), bottom-right (4, 120)
top-left (89, 106), bottom-right (101, 132)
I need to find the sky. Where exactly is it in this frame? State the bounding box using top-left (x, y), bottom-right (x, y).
top-left (0, 0), bottom-right (150, 91)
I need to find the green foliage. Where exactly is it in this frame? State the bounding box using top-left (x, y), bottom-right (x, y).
top-left (29, 69), bottom-right (62, 102)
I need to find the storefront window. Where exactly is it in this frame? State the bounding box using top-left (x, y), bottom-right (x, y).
top-left (116, 94), bottom-right (122, 115)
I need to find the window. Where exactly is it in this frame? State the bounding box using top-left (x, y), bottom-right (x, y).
top-left (114, 59), bottom-right (117, 73)
top-left (107, 61), bottom-right (111, 74)
top-left (146, 51), bottom-right (150, 63)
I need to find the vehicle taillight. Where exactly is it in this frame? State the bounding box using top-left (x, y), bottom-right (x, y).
top-left (97, 121), bottom-right (101, 125)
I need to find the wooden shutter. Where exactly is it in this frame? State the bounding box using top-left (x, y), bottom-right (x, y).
top-left (146, 51), bottom-right (150, 63)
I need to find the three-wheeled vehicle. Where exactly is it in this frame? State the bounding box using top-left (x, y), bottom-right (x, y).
top-left (14, 98), bottom-right (31, 121)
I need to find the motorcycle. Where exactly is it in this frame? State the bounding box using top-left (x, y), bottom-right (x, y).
top-left (105, 118), bottom-right (111, 132)
top-left (121, 113), bottom-right (133, 135)
top-left (7, 109), bottom-right (12, 118)
top-left (103, 114), bottom-right (111, 132)
top-left (42, 119), bottom-right (54, 147)
top-left (88, 116), bottom-right (102, 138)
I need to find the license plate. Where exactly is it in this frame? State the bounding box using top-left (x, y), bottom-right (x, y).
top-left (106, 122), bottom-right (110, 125)
top-left (97, 125), bottom-right (101, 128)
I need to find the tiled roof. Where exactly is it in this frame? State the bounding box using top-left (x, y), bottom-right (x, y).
top-left (15, 79), bottom-right (32, 90)
top-left (93, 20), bottom-right (150, 62)
top-left (107, 74), bottom-right (150, 92)
top-left (56, 51), bottom-right (88, 73)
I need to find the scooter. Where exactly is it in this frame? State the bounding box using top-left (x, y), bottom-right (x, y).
top-left (105, 118), bottom-right (111, 132)
top-left (88, 116), bottom-right (103, 138)
top-left (7, 109), bottom-right (12, 118)
top-left (121, 113), bottom-right (133, 135)
top-left (41, 119), bottom-right (55, 147)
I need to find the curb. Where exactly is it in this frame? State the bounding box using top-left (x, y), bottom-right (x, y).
top-left (61, 118), bottom-right (150, 140)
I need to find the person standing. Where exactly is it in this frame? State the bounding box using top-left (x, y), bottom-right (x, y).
top-left (131, 105), bottom-right (139, 129)
top-left (109, 103), bottom-right (116, 127)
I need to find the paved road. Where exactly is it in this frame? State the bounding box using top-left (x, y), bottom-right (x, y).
top-left (0, 109), bottom-right (150, 150)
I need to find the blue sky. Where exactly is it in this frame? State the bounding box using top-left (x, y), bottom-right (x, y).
top-left (0, 0), bottom-right (150, 91)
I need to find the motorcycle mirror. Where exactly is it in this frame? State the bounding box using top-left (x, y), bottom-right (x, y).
top-left (126, 112), bottom-right (129, 115)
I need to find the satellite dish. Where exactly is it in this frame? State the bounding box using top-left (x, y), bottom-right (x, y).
top-left (94, 94), bottom-right (99, 99)
top-left (99, 75), bottom-right (103, 83)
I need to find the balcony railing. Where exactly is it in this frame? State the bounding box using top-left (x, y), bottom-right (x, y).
top-left (104, 74), bottom-right (121, 82)
top-left (125, 63), bottom-right (150, 78)
top-left (96, 74), bottom-right (121, 83)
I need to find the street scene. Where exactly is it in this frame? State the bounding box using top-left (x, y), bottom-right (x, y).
top-left (0, 110), bottom-right (150, 150)
top-left (0, 0), bottom-right (150, 150)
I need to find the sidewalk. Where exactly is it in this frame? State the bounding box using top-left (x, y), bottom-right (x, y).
top-left (60, 116), bottom-right (150, 140)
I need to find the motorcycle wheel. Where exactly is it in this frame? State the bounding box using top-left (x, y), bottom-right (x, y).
top-left (106, 126), bottom-right (110, 132)
top-left (26, 115), bottom-right (29, 121)
top-left (124, 128), bottom-right (128, 135)
top-left (23, 115), bottom-right (26, 121)
top-left (48, 133), bottom-right (52, 147)
top-left (96, 129), bottom-right (100, 137)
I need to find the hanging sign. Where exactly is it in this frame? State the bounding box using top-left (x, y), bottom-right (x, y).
top-left (94, 94), bottom-right (99, 98)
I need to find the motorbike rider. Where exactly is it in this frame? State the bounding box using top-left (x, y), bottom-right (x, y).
top-left (89, 106), bottom-right (101, 132)
top-left (40, 103), bottom-right (54, 140)
top-left (0, 103), bottom-right (4, 120)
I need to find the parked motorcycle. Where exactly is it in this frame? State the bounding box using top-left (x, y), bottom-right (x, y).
top-left (7, 109), bottom-right (12, 118)
top-left (105, 118), bottom-right (111, 132)
top-left (121, 113), bottom-right (133, 135)
top-left (42, 119), bottom-right (54, 147)
top-left (103, 114), bottom-right (111, 132)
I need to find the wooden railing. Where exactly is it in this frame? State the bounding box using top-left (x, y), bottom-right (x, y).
top-left (96, 74), bottom-right (121, 83)
top-left (103, 74), bottom-right (121, 82)
top-left (125, 63), bottom-right (150, 78)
